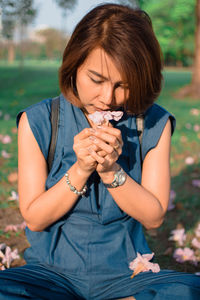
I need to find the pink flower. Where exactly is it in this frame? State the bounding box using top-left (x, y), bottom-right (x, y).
top-left (190, 108), bottom-right (199, 116)
top-left (0, 244), bottom-right (20, 268)
top-left (185, 123), bottom-right (192, 129)
top-left (4, 114), bottom-right (10, 121)
top-left (89, 111), bottom-right (123, 125)
top-left (192, 238), bottom-right (200, 249)
top-left (192, 179), bottom-right (200, 188)
top-left (180, 136), bottom-right (187, 143)
top-left (4, 225), bottom-right (19, 232)
top-left (1, 150), bottom-right (11, 159)
top-left (8, 191), bottom-right (19, 201)
top-left (167, 190), bottom-right (176, 211)
top-left (1, 135), bottom-right (12, 144)
top-left (1, 246), bottom-right (20, 268)
top-left (169, 228), bottom-right (186, 246)
top-left (194, 125), bottom-right (200, 132)
top-left (173, 247), bottom-right (198, 265)
top-left (4, 221), bottom-right (26, 233)
top-left (129, 252), bottom-right (160, 278)
top-left (185, 157), bottom-right (194, 165)
top-left (19, 221), bottom-right (26, 230)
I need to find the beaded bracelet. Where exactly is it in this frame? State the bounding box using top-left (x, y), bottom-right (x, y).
top-left (65, 172), bottom-right (87, 196)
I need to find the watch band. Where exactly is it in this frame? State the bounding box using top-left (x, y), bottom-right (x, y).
top-left (104, 168), bottom-right (127, 188)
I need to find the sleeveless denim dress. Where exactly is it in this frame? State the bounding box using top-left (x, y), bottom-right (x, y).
top-left (0, 94), bottom-right (199, 300)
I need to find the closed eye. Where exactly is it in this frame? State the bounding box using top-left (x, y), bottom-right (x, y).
top-left (114, 82), bottom-right (128, 89)
top-left (89, 77), bottom-right (104, 84)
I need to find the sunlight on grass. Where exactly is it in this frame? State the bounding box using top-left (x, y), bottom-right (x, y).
top-left (0, 62), bottom-right (199, 272)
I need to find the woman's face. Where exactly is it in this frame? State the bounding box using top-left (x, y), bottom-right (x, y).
top-left (76, 47), bottom-right (129, 114)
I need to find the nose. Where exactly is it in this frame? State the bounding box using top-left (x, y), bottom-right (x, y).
top-left (99, 83), bottom-right (114, 106)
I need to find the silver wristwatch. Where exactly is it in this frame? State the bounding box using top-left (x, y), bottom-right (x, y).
top-left (104, 168), bottom-right (127, 188)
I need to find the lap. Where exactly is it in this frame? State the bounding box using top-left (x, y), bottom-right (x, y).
top-left (0, 266), bottom-right (200, 300)
top-left (0, 264), bottom-right (81, 300)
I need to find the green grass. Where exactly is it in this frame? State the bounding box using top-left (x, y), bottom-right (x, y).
top-left (0, 61), bottom-right (200, 272)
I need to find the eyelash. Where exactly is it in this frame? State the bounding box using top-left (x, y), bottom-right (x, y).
top-left (90, 77), bottom-right (104, 84)
top-left (89, 76), bottom-right (128, 89)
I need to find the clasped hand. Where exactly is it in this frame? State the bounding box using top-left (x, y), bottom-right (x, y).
top-left (73, 124), bottom-right (123, 176)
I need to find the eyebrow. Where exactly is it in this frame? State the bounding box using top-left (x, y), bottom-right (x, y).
top-left (88, 69), bottom-right (124, 84)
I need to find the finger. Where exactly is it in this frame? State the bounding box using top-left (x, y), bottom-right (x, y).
top-left (93, 126), bottom-right (123, 146)
top-left (113, 141), bottom-right (122, 155)
top-left (74, 128), bottom-right (95, 142)
top-left (88, 148), bottom-right (105, 164)
top-left (89, 136), bottom-right (114, 154)
top-left (97, 150), bottom-right (107, 157)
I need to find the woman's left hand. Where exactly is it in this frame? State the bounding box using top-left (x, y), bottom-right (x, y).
top-left (88, 124), bottom-right (123, 174)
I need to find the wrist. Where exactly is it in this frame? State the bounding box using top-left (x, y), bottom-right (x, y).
top-left (100, 165), bottom-right (127, 188)
top-left (98, 164), bottom-right (120, 184)
top-left (74, 161), bottom-right (93, 179)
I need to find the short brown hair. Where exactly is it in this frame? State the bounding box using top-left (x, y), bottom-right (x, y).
top-left (59, 3), bottom-right (163, 114)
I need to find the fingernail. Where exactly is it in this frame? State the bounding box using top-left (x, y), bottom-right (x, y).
top-left (89, 128), bottom-right (96, 133)
top-left (88, 147), bottom-right (93, 153)
top-left (89, 136), bottom-right (96, 141)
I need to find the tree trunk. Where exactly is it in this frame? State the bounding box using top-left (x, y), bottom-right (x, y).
top-left (175, 0), bottom-right (200, 99)
top-left (191, 0), bottom-right (200, 95)
top-left (8, 41), bottom-right (15, 64)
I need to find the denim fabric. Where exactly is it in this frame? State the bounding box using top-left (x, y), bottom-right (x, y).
top-left (0, 95), bottom-right (198, 299)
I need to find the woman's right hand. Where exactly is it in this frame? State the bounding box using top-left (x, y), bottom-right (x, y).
top-left (73, 128), bottom-right (98, 176)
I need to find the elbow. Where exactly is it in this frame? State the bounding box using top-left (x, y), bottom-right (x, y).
top-left (20, 208), bottom-right (47, 232)
top-left (26, 222), bottom-right (45, 232)
top-left (143, 216), bottom-right (164, 230)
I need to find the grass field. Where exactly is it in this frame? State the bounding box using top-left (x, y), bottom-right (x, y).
top-left (0, 61), bottom-right (200, 273)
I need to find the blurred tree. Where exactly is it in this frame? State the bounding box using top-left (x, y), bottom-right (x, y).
top-left (140, 0), bottom-right (195, 66)
top-left (126, 0), bottom-right (200, 98)
top-left (36, 27), bottom-right (69, 59)
top-left (176, 0), bottom-right (200, 98)
top-left (0, 0), bottom-right (36, 64)
top-left (121, 0), bottom-right (144, 8)
top-left (54, 0), bottom-right (77, 33)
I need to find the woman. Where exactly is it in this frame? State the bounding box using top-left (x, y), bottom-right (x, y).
top-left (0, 3), bottom-right (199, 300)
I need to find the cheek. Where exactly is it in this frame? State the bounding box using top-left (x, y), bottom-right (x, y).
top-left (77, 77), bottom-right (99, 100)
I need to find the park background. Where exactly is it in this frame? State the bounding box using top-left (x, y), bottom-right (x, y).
top-left (0, 0), bottom-right (200, 274)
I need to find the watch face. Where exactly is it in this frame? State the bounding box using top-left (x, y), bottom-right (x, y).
top-left (104, 168), bottom-right (127, 188)
top-left (118, 173), bottom-right (126, 185)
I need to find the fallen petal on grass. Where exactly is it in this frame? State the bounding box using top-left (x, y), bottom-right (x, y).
top-left (168, 190), bottom-right (176, 211)
top-left (169, 228), bottom-right (186, 246)
top-left (8, 190), bottom-right (19, 201)
top-left (191, 238), bottom-right (200, 249)
top-left (1, 150), bottom-right (11, 158)
top-left (1, 135), bottom-right (12, 144)
top-left (185, 157), bottom-right (194, 165)
top-left (4, 221), bottom-right (26, 233)
top-left (11, 127), bottom-right (17, 134)
top-left (190, 108), bottom-right (199, 116)
top-left (8, 172), bottom-right (18, 183)
top-left (173, 247), bottom-right (198, 265)
top-left (192, 179), bottom-right (200, 188)
top-left (0, 244), bottom-right (20, 269)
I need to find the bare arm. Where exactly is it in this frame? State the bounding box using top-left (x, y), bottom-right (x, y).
top-left (91, 119), bottom-right (172, 230)
top-left (18, 112), bottom-right (96, 231)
